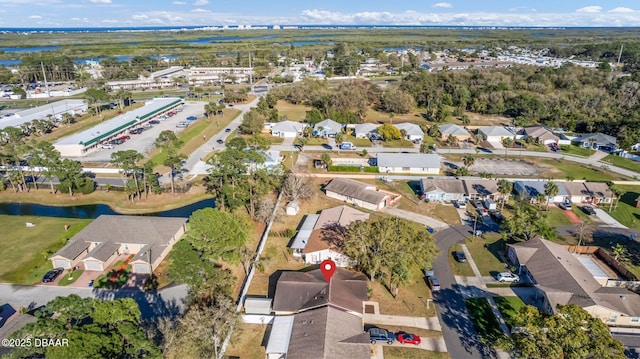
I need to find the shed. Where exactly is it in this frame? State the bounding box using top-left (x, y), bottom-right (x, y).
top-left (285, 200), bottom-right (300, 216)
top-left (290, 214), bottom-right (320, 256)
top-left (265, 316), bottom-right (295, 359)
top-left (244, 297), bottom-right (272, 315)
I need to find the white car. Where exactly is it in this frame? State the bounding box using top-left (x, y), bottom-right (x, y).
top-left (101, 144), bottom-right (114, 149)
top-left (496, 272), bottom-right (520, 283)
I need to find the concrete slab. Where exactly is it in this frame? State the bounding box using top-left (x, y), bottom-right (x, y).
top-left (595, 208), bottom-right (628, 229)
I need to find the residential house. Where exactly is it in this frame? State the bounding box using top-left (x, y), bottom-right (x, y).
top-left (395, 122), bottom-right (424, 141)
top-left (507, 238), bottom-right (640, 328)
top-left (562, 182), bottom-right (593, 204)
top-left (377, 153), bottom-right (441, 175)
top-left (302, 205), bottom-right (369, 267)
top-left (573, 133), bottom-right (617, 152)
top-left (478, 126), bottom-right (516, 142)
top-left (513, 180), bottom-right (567, 203)
top-left (439, 124), bottom-right (472, 142)
top-left (584, 182), bottom-right (614, 205)
top-left (267, 268), bottom-right (370, 359)
top-left (49, 215), bottom-right (187, 274)
top-left (353, 123), bottom-right (380, 139)
top-left (522, 125), bottom-right (560, 145)
top-left (261, 149), bottom-right (284, 171)
top-left (314, 119), bottom-right (343, 138)
top-left (290, 214), bottom-right (320, 258)
top-left (324, 178), bottom-right (401, 211)
top-left (419, 178), bottom-right (466, 201)
top-left (463, 179), bottom-right (502, 201)
top-left (271, 120), bottom-right (306, 138)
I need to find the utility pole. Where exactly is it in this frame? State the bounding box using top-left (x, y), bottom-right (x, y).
top-left (40, 62), bottom-right (50, 97)
top-left (617, 44), bottom-right (624, 65)
top-left (249, 51), bottom-right (253, 85)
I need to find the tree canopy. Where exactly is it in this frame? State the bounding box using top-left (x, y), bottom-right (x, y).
top-left (186, 208), bottom-right (250, 262)
top-left (502, 201), bottom-right (556, 241)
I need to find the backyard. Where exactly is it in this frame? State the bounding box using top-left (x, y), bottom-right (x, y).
top-left (0, 215), bottom-right (91, 284)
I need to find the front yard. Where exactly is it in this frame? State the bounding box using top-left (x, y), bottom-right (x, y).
top-left (609, 185), bottom-right (640, 228)
top-left (602, 154), bottom-right (640, 173)
top-left (464, 233), bottom-right (508, 277)
top-left (0, 215), bottom-right (91, 284)
top-left (449, 244), bottom-right (475, 277)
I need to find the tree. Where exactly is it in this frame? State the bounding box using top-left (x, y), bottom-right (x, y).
top-left (462, 154), bottom-right (475, 168)
top-left (502, 201), bottom-right (556, 241)
top-left (168, 239), bottom-right (235, 295)
top-left (239, 108), bottom-right (265, 135)
top-left (509, 304), bottom-right (624, 359)
top-left (612, 243), bottom-right (628, 261)
top-left (378, 89), bottom-right (415, 114)
top-left (574, 222), bottom-right (593, 248)
top-left (164, 147), bottom-right (187, 194)
top-left (56, 158), bottom-right (94, 196)
top-left (83, 88), bottom-right (109, 117)
top-left (282, 173), bottom-right (316, 202)
top-left (6, 295), bottom-right (160, 359)
top-left (320, 153), bottom-right (332, 168)
top-left (111, 150), bottom-right (143, 201)
top-left (455, 166), bottom-right (470, 177)
top-left (29, 141), bottom-right (61, 194)
top-left (502, 137), bottom-right (514, 157)
top-left (344, 217), bottom-right (438, 291)
top-left (543, 181), bottom-right (559, 211)
top-left (497, 179), bottom-right (513, 210)
top-left (377, 123), bottom-right (401, 141)
top-left (186, 208), bottom-right (250, 261)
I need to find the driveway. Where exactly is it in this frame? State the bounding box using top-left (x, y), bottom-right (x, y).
top-left (381, 207), bottom-right (448, 230)
top-left (594, 208), bottom-right (628, 228)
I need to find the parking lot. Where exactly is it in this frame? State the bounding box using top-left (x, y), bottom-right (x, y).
top-left (79, 101), bottom-right (205, 163)
top-left (470, 158), bottom-right (540, 176)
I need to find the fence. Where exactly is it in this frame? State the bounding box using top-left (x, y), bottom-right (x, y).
top-left (564, 245), bottom-right (638, 281)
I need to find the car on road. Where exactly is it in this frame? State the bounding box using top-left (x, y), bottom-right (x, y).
top-left (225, 128), bottom-right (231, 133)
top-left (101, 143), bottom-right (114, 149)
top-left (396, 332), bottom-right (421, 345)
top-left (425, 269), bottom-right (441, 292)
top-left (217, 139), bottom-right (224, 144)
top-left (339, 142), bottom-right (357, 150)
top-left (42, 267), bottom-right (63, 283)
top-left (558, 200), bottom-right (572, 210)
top-left (368, 328), bottom-right (395, 344)
top-left (496, 272), bottom-right (520, 283)
top-left (453, 251), bottom-right (467, 263)
top-left (581, 205), bottom-right (597, 215)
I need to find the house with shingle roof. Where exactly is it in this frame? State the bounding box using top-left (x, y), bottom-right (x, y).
top-left (324, 178), bottom-right (401, 211)
top-left (507, 238), bottom-right (640, 328)
top-left (377, 153), bottom-right (441, 174)
top-left (573, 132), bottom-right (617, 151)
top-left (271, 120), bottom-right (306, 138)
top-left (439, 124), bottom-right (471, 141)
top-left (49, 215), bottom-right (187, 273)
top-left (394, 122), bottom-right (424, 141)
top-left (419, 178), bottom-right (466, 201)
top-left (522, 125), bottom-right (560, 144)
top-left (314, 119), bottom-right (343, 137)
top-left (478, 126), bottom-right (516, 142)
top-left (353, 123), bottom-right (380, 138)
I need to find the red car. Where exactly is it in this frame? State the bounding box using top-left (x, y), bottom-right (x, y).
top-left (396, 332), bottom-right (421, 345)
top-left (119, 135), bottom-right (130, 141)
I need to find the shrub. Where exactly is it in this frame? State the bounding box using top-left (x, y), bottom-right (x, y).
top-left (364, 166), bottom-right (379, 173)
top-left (328, 165), bottom-right (361, 172)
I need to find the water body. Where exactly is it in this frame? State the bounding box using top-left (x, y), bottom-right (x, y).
top-left (0, 198), bottom-right (214, 219)
top-left (0, 59), bottom-right (21, 67)
top-left (0, 46), bottom-right (61, 53)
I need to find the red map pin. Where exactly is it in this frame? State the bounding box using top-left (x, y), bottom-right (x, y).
top-left (320, 259), bottom-right (336, 283)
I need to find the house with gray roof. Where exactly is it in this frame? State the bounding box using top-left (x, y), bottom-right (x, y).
top-left (514, 180), bottom-right (567, 204)
top-left (420, 178), bottom-right (466, 201)
top-left (394, 122), bottom-right (424, 141)
top-left (573, 132), bottom-right (617, 151)
top-left (507, 238), bottom-right (640, 328)
top-left (463, 179), bottom-right (502, 201)
top-left (271, 120), bottom-right (306, 138)
top-left (522, 125), bottom-right (560, 144)
top-left (353, 123), bottom-right (380, 138)
top-left (314, 119), bottom-right (343, 137)
top-left (439, 124), bottom-right (471, 141)
top-left (49, 215), bottom-right (187, 273)
top-left (324, 178), bottom-right (401, 211)
top-left (377, 153), bottom-right (441, 174)
top-left (478, 126), bottom-right (516, 142)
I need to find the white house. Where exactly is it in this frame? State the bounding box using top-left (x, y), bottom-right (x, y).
top-left (478, 126), bottom-right (516, 142)
top-left (394, 122), bottom-right (424, 141)
top-left (353, 123), bottom-right (380, 138)
top-left (270, 120), bottom-right (306, 138)
top-left (314, 119), bottom-right (343, 137)
top-left (513, 180), bottom-right (568, 204)
top-left (377, 153), bottom-right (441, 174)
top-left (324, 178), bottom-right (401, 211)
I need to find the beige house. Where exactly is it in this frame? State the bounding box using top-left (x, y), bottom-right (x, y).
top-left (522, 125), bottom-right (560, 144)
top-left (324, 178), bottom-right (401, 211)
top-left (439, 124), bottom-right (471, 142)
top-left (507, 238), bottom-right (640, 328)
top-left (49, 215), bottom-right (187, 274)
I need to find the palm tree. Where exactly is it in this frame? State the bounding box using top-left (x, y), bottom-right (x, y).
top-left (462, 155), bottom-right (475, 168)
top-left (544, 181), bottom-right (559, 211)
top-left (612, 243), bottom-right (628, 262)
top-left (497, 179), bottom-right (513, 210)
top-left (535, 193), bottom-right (546, 206)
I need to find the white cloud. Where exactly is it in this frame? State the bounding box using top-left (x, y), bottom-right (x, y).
top-left (101, 19), bottom-right (118, 23)
top-left (28, 15), bottom-right (41, 19)
top-left (172, 1), bottom-right (186, 4)
top-left (193, 0), bottom-right (208, 5)
top-left (608, 7), bottom-right (636, 13)
top-left (132, 14), bottom-right (149, 20)
top-left (89, 0), bottom-right (112, 3)
top-left (433, 2), bottom-right (452, 9)
top-left (576, 6), bottom-right (602, 13)
top-left (71, 17), bottom-right (89, 23)
top-left (191, 8), bottom-right (209, 13)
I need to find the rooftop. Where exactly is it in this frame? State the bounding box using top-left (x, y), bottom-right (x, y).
top-left (440, 123), bottom-right (471, 137)
top-left (377, 153), bottom-right (441, 169)
top-left (0, 99), bottom-right (86, 130)
top-left (324, 178), bottom-right (389, 205)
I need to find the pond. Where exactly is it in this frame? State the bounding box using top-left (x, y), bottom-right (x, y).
top-left (0, 198), bottom-right (215, 219)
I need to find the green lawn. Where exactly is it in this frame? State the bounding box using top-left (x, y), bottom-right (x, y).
top-left (494, 296), bottom-right (526, 328)
top-left (342, 135), bottom-right (373, 148)
top-left (608, 185), bottom-right (640, 229)
top-left (383, 347), bottom-right (450, 359)
top-left (58, 270), bottom-right (84, 286)
top-left (539, 159), bottom-right (627, 181)
top-left (0, 215), bottom-right (91, 284)
top-left (465, 298), bottom-right (505, 344)
top-left (546, 207), bottom-right (573, 226)
top-left (449, 244), bottom-right (475, 276)
top-left (261, 134), bottom-right (285, 144)
top-left (306, 137), bottom-right (329, 145)
top-left (602, 155), bottom-right (640, 174)
top-left (464, 233), bottom-right (507, 276)
top-left (560, 144), bottom-right (592, 157)
top-left (382, 139), bottom-right (415, 148)
top-left (275, 100), bottom-right (312, 121)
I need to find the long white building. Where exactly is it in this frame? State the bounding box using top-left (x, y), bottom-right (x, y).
top-left (0, 99), bottom-right (88, 130)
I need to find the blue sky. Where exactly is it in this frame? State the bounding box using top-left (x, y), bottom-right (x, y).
top-left (2, 0), bottom-right (640, 28)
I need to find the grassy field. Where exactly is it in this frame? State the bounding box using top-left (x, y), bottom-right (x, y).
top-left (0, 215), bottom-right (91, 284)
top-left (608, 185), bottom-right (640, 229)
top-left (449, 244), bottom-right (475, 276)
top-left (275, 100), bottom-right (312, 121)
top-left (382, 139), bottom-right (416, 148)
top-left (465, 298), bottom-right (505, 345)
top-left (602, 154), bottom-right (640, 173)
top-left (494, 296), bottom-right (526, 328)
top-left (538, 159), bottom-right (628, 181)
top-left (342, 135), bottom-right (374, 148)
top-left (383, 347), bottom-right (450, 359)
top-left (560, 145), bottom-right (592, 157)
top-left (464, 233), bottom-right (508, 277)
top-left (545, 207), bottom-right (574, 226)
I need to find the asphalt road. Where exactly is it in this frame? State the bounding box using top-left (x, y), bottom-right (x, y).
top-left (432, 224), bottom-right (489, 359)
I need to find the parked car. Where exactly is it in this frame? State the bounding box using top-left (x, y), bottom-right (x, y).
top-left (558, 200), bottom-right (572, 210)
top-left (396, 332), bottom-right (421, 345)
top-left (187, 116), bottom-right (197, 121)
top-left (581, 205), bottom-right (597, 215)
top-left (453, 251), bottom-right (467, 263)
top-left (489, 209), bottom-right (505, 223)
top-left (129, 128), bottom-right (143, 135)
top-left (109, 139), bottom-right (124, 145)
top-left (101, 143), bottom-right (114, 149)
top-left (340, 142), bottom-right (357, 150)
top-left (471, 200), bottom-right (483, 209)
top-left (496, 272), bottom-right (520, 283)
top-left (119, 135), bottom-right (130, 141)
top-left (427, 276), bottom-right (441, 291)
top-left (368, 328), bottom-right (395, 344)
top-left (176, 121), bottom-right (189, 128)
top-left (42, 267), bottom-right (63, 283)
top-left (149, 119), bottom-right (160, 124)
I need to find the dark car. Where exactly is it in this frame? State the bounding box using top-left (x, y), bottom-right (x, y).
top-left (396, 332), bottom-right (422, 345)
top-left (453, 251), bottom-right (467, 263)
top-left (149, 119), bottom-right (160, 124)
top-left (109, 139), bottom-right (124, 145)
top-left (42, 267), bottom-right (63, 283)
top-left (368, 328), bottom-right (395, 344)
top-left (225, 128), bottom-right (231, 133)
top-left (217, 139), bottom-right (224, 144)
top-left (581, 205), bottom-right (597, 215)
top-left (489, 209), bottom-right (505, 223)
top-left (129, 128), bottom-right (144, 135)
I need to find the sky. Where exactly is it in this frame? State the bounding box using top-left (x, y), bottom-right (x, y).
top-left (2, 0), bottom-right (640, 28)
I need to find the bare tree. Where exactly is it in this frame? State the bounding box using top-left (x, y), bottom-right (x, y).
top-left (255, 198), bottom-right (276, 223)
top-left (282, 173), bottom-right (316, 202)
